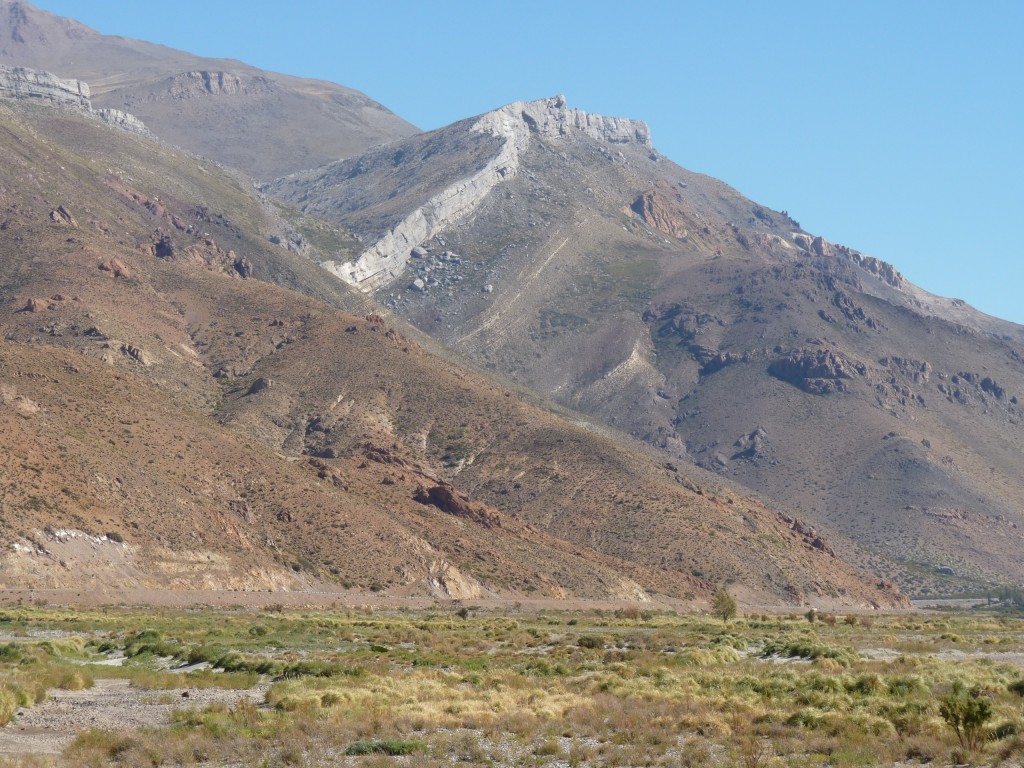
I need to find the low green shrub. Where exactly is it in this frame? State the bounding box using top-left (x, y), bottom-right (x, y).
top-left (939, 683), bottom-right (992, 753)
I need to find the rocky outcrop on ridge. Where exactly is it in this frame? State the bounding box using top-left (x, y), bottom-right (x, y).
top-left (164, 70), bottom-right (273, 98)
top-left (768, 348), bottom-right (867, 395)
top-left (95, 107), bottom-right (149, 135)
top-left (793, 233), bottom-right (904, 290)
top-left (632, 188), bottom-right (691, 240)
top-left (0, 64), bottom-right (149, 134)
top-left (413, 483), bottom-right (503, 529)
top-left (0, 63), bottom-right (89, 107)
top-left (319, 95), bottom-right (651, 292)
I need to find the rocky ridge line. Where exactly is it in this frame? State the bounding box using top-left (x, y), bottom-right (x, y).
top-left (0, 63), bottom-right (89, 107)
top-left (322, 95), bottom-right (650, 292)
top-left (0, 64), bottom-right (149, 134)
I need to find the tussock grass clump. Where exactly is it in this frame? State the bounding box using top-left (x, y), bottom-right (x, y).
top-left (761, 637), bottom-right (859, 666)
top-left (66, 728), bottom-right (138, 762)
top-left (129, 668), bottom-right (258, 690)
top-left (673, 646), bottom-right (742, 666)
top-left (0, 639), bottom-right (96, 725)
top-left (0, 687), bottom-right (24, 726)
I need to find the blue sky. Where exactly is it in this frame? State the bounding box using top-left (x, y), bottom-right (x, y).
top-left (37, 1), bottom-right (1024, 324)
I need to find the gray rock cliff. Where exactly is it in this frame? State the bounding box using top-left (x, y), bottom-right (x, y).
top-left (0, 64), bottom-right (148, 135)
top-left (0, 64), bottom-right (89, 107)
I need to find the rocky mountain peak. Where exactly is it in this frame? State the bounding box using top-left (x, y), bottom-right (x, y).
top-left (1, 0), bottom-right (88, 50)
top-left (475, 94), bottom-right (651, 148)
top-left (309, 95), bottom-right (653, 291)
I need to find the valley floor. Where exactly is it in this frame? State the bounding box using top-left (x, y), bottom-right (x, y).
top-left (0, 604), bottom-right (1022, 767)
top-left (0, 589), bottom-right (695, 613)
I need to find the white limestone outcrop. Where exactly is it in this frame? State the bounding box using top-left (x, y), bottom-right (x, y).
top-left (323, 95), bottom-right (651, 291)
top-left (95, 108), bottom-right (151, 135)
top-left (0, 65), bottom-right (149, 135)
top-left (0, 64), bottom-right (90, 108)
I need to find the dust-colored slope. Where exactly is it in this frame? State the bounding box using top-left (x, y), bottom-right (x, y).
top-left (0, 97), bottom-right (903, 607)
top-left (270, 96), bottom-right (1024, 596)
top-left (0, 0), bottom-right (418, 178)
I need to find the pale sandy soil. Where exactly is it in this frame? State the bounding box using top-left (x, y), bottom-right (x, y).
top-left (0, 678), bottom-right (269, 760)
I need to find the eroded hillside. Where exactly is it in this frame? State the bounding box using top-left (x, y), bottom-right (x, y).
top-left (0, 93), bottom-right (902, 607)
top-left (269, 95), bottom-right (1024, 597)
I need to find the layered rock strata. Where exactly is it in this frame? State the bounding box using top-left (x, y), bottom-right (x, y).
top-left (0, 64), bottom-right (148, 134)
top-left (0, 64), bottom-right (90, 107)
top-left (323, 95), bottom-right (651, 291)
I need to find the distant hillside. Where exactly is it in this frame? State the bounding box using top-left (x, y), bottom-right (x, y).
top-left (0, 87), bottom-right (903, 608)
top-left (0, 0), bottom-right (419, 178)
top-left (268, 95), bottom-right (1024, 597)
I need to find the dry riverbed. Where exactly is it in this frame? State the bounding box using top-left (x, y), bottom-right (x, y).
top-left (0, 677), bottom-right (269, 760)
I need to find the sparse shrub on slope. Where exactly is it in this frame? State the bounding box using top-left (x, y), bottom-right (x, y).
top-left (939, 682), bottom-right (992, 754)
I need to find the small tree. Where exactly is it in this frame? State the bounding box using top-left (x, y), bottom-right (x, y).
top-left (939, 683), bottom-right (992, 754)
top-left (712, 589), bottom-right (737, 622)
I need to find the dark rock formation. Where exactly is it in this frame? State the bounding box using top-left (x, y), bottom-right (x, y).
top-left (49, 206), bottom-right (77, 227)
top-left (247, 377), bottom-right (274, 395)
top-left (414, 483), bottom-right (501, 528)
top-left (769, 348), bottom-right (866, 395)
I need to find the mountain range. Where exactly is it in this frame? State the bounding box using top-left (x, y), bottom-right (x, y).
top-left (1, 0), bottom-right (1020, 606)
top-left (0, 0), bottom-right (417, 179)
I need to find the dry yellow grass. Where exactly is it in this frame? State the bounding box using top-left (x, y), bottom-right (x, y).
top-left (3, 605), bottom-right (1024, 766)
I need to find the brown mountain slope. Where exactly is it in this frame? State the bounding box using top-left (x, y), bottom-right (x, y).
top-left (0, 0), bottom-right (419, 178)
top-left (268, 96), bottom-right (1024, 597)
top-left (0, 93), bottom-right (903, 607)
